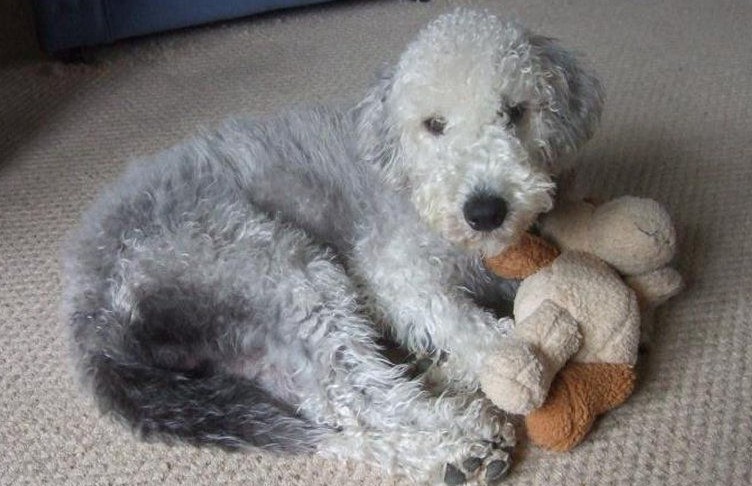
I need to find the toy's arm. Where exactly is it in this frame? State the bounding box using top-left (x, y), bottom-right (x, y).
top-left (484, 233), bottom-right (560, 280)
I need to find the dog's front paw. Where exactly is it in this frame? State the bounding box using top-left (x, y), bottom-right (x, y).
top-left (443, 445), bottom-right (513, 485)
top-left (478, 341), bottom-right (545, 415)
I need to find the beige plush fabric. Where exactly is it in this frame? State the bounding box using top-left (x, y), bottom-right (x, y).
top-left (2, 0), bottom-right (751, 484)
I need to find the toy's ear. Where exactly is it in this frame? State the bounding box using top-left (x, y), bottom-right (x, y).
top-left (353, 66), bottom-right (400, 169)
top-left (527, 35), bottom-right (604, 173)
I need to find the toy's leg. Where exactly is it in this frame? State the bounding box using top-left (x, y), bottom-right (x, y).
top-left (626, 267), bottom-right (684, 309)
top-left (525, 362), bottom-right (636, 451)
top-left (626, 267), bottom-right (684, 346)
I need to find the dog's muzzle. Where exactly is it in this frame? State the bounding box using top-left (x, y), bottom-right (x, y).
top-left (463, 193), bottom-right (508, 232)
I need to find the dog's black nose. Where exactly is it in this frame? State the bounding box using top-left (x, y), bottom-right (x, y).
top-left (463, 194), bottom-right (508, 232)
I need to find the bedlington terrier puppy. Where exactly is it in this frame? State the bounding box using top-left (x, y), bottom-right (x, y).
top-left (63, 9), bottom-right (602, 485)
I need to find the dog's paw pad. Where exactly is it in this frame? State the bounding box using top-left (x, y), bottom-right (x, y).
top-left (484, 459), bottom-right (511, 485)
top-left (444, 463), bottom-right (467, 485)
top-left (449, 444), bottom-right (513, 485)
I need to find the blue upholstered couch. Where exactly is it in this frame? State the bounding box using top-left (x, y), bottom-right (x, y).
top-left (32, 0), bottom-right (333, 54)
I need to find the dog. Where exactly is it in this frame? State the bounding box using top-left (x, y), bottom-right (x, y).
top-left (63, 9), bottom-right (602, 485)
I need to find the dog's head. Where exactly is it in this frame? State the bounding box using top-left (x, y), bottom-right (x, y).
top-left (356, 9), bottom-right (603, 256)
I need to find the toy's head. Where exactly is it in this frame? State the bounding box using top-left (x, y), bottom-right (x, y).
top-left (356, 9), bottom-right (604, 256)
top-left (541, 197), bottom-right (678, 275)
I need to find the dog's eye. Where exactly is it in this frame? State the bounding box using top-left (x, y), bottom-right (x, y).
top-left (423, 116), bottom-right (447, 136)
top-left (498, 103), bottom-right (526, 127)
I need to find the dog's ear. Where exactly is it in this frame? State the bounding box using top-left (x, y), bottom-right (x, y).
top-left (527, 35), bottom-right (604, 172)
top-left (353, 66), bottom-right (400, 169)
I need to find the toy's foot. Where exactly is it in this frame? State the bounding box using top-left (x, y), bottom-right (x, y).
top-left (525, 362), bottom-right (636, 451)
top-left (588, 362), bottom-right (637, 412)
top-left (444, 444), bottom-right (513, 485)
top-left (479, 342), bottom-right (545, 415)
top-left (525, 364), bottom-right (594, 452)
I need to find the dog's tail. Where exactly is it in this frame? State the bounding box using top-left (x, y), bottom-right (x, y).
top-left (69, 296), bottom-right (328, 453)
top-left (86, 354), bottom-right (326, 453)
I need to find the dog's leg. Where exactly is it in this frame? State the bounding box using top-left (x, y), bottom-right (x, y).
top-left (221, 222), bottom-right (514, 484)
top-left (256, 255), bottom-right (514, 484)
top-left (349, 218), bottom-right (547, 414)
top-left (307, 315), bottom-right (516, 484)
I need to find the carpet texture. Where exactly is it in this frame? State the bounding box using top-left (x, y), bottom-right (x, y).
top-left (2, 0), bottom-right (751, 484)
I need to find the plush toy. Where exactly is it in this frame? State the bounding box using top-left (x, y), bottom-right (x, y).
top-left (482, 196), bottom-right (682, 451)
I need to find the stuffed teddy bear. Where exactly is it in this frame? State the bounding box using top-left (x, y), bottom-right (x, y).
top-left (481, 196), bottom-right (682, 451)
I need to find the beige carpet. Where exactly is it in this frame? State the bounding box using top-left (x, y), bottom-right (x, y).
top-left (2, 0), bottom-right (751, 484)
